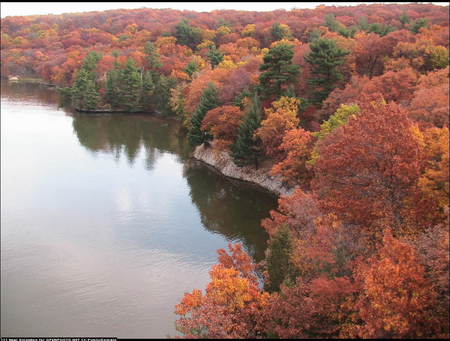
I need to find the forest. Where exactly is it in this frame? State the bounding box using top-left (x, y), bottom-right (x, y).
top-left (1, 3), bottom-right (449, 338)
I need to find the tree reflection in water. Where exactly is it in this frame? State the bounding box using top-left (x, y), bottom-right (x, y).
top-left (71, 112), bottom-right (277, 262)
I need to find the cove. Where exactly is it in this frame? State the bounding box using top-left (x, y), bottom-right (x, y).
top-left (1, 80), bottom-right (277, 338)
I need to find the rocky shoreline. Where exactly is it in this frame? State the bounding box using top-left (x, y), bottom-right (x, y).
top-left (192, 143), bottom-right (297, 197)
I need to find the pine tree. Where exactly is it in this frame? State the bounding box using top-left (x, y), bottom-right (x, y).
top-left (118, 58), bottom-right (143, 112)
top-left (188, 83), bottom-right (219, 147)
top-left (144, 41), bottom-right (162, 71)
top-left (258, 42), bottom-right (300, 100)
top-left (153, 75), bottom-right (178, 115)
top-left (231, 92), bottom-right (263, 167)
top-left (105, 60), bottom-right (121, 109)
top-left (207, 44), bottom-right (224, 69)
top-left (71, 52), bottom-right (101, 111)
top-left (141, 70), bottom-right (154, 111)
top-left (266, 225), bottom-right (295, 292)
top-left (305, 38), bottom-right (349, 104)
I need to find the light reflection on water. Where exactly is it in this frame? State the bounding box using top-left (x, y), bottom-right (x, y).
top-left (1, 81), bottom-right (277, 338)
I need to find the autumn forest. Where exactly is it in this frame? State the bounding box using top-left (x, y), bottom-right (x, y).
top-left (1, 3), bottom-right (449, 338)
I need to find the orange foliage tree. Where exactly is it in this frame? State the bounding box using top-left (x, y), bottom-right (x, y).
top-left (175, 243), bottom-right (269, 338)
top-left (201, 105), bottom-right (245, 150)
top-left (353, 229), bottom-right (442, 338)
top-left (255, 96), bottom-right (300, 161)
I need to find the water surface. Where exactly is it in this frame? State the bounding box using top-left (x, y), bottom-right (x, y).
top-left (1, 81), bottom-right (277, 338)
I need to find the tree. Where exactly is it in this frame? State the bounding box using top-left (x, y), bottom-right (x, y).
top-left (188, 83), bottom-right (219, 147)
top-left (410, 18), bottom-right (429, 33)
top-left (418, 127), bottom-right (449, 209)
top-left (201, 105), bottom-right (244, 150)
top-left (258, 42), bottom-right (300, 100)
top-left (270, 22), bottom-right (292, 41)
top-left (207, 44), bottom-right (224, 69)
top-left (312, 102), bottom-right (424, 232)
top-left (265, 225), bottom-right (295, 292)
top-left (175, 244), bottom-right (269, 339)
top-left (271, 128), bottom-right (314, 186)
top-left (305, 38), bottom-right (349, 104)
top-left (141, 69), bottom-right (155, 111)
top-left (71, 51), bottom-right (102, 110)
top-left (353, 229), bottom-right (439, 338)
top-left (153, 74), bottom-right (178, 115)
top-left (255, 96), bottom-right (300, 161)
top-left (144, 41), bottom-right (162, 72)
top-left (119, 58), bottom-right (144, 112)
top-left (231, 92), bottom-right (263, 167)
top-left (174, 19), bottom-right (203, 49)
top-left (309, 104), bottom-right (360, 166)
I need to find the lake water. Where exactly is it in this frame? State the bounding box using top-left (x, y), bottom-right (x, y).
top-left (0, 80), bottom-right (277, 338)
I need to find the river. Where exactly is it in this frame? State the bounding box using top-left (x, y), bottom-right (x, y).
top-left (0, 80), bottom-right (277, 338)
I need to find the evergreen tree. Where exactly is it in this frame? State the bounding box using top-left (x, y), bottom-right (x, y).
top-left (141, 70), bottom-right (154, 111)
top-left (118, 58), bottom-right (143, 112)
top-left (71, 52), bottom-right (102, 110)
top-left (270, 22), bottom-right (290, 41)
top-left (266, 225), bottom-right (295, 292)
top-left (367, 22), bottom-right (396, 36)
top-left (206, 44), bottom-right (224, 69)
top-left (188, 83), bottom-right (219, 147)
top-left (305, 38), bottom-right (349, 104)
top-left (144, 41), bottom-right (162, 72)
top-left (185, 60), bottom-right (200, 77)
top-left (174, 19), bottom-right (203, 50)
top-left (231, 92), bottom-right (263, 167)
top-left (105, 60), bottom-right (121, 109)
top-left (153, 75), bottom-right (178, 115)
top-left (258, 42), bottom-right (300, 100)
top-left (399, 12), bottom-right (410, 27)
top-left (410, 18), bottom-right (429, 33)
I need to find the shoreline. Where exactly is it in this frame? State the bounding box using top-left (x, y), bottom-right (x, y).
top-left (192, 143), bottom-right (297, 197)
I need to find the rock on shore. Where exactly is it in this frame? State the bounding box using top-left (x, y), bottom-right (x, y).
top-left (192, 143), bottom-right (296, 196)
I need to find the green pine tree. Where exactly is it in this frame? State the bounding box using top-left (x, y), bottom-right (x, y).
top-left (174, 19), bottom-right (203, 50)
top-left (258, 42), bottom-right (300, 100)
top-left (71, 55), bottom-right (101, 111)
top-left (188, 83), bottom-right (219, 147)
top-left (141, 70), bottom-right (154, 111)
top-left (231, 92), bottom-right (263, 167)
top-left (266, 225), bottom-right (295, 292)
top-left (153, 75), bottom-right (178, 115)
top-left (206, 44), bottom-right (224, 69)
top-left (105, 60), bottom-right (121, 109)
top-left (305, 38), bottom-right (349, 105)
top-left (185, 60), bottom-right (200, 77)
top-left (144, 41), bottom-right (162, 71)
top-left (119, 58), bottom-right (143, 112)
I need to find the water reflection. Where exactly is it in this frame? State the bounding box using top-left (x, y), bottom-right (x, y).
top-left (71, 114), bottom-right (190, 166)
top-left (1, 79), bottom-right (277, 337)
top-left (70, 112), bottom-right (275, 261)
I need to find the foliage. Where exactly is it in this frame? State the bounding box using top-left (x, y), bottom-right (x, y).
top-left (201, 105), bottom-right (244, 150)
top-left (265, 225), bottom-right (296, 292)
top-left (256, 96), bottom-right (300, 161)
top-left (271, 128), bottom-right (314, 186)
top-left (231, 92), bottom-right (263, 167)
top-left (206, 44), bottom-right (224, 69)
top-left (173, 19), bottom-right (203, 50)
top-left (258, 42), bottom-right (300, 100)
top-left (353, 229), bottom-right (439, 338)
top-left (309, 103), bottom-right (360, 166)
top-left (305, 38), bottom-right (349, 104)
top-left (312, 102), bottom-right (424, 232)
top-left (188, 83), bottom-right (220, 147)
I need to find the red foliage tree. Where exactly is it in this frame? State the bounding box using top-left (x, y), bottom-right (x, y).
top-left (312, 102), bottom-right (424, 233)
top-left (201, 105), bottom-right (245, 150)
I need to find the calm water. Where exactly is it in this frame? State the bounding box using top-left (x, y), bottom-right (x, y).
top-left (1, 81), bottom-right (277, 338)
